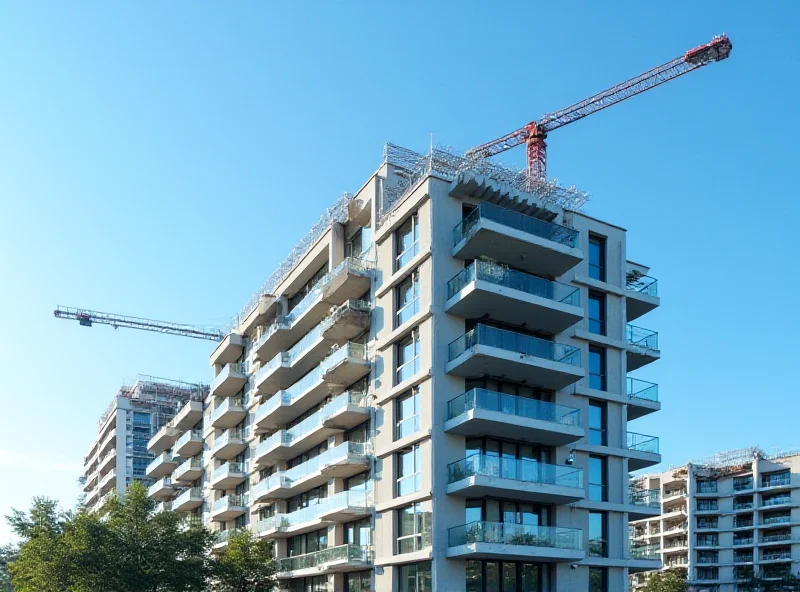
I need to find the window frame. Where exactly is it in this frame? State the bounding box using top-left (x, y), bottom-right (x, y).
top-left (395, 213), bottom-right (420, 271)
top-left (395, 387), bottom-right (421, 441)
top-left (396, 329), bottom-right (421, 384)
top-left (397, 560), bottom-right (432, 592)
top-left (396, 444), bottom-right (422, 497)
top-left (589, 566), bottom-right (608, 592)
top-left (588, 401), bottom-right (607, 446)
top-left (588, 511), bottom-right (608, 557)
top-left (588, 234), bottom-right (606, 282)
top-left (588, 455), bottom-right (607, 502)
top-left (588, 346), bottom-right (607, 391)
top-left (397, 503), bottom-right (427, 554)
top-left (588, 291), bottom-right (606, 336)
top-left (395, 270), bottom-right (421, 328)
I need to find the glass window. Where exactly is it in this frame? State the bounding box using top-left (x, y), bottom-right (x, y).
top-left (398, 561), bottom-right (432, 592)
top-left (346, 227), bottom-right (372, 258)
top-left (589, 401), bottom-right (607, 446)
top-left (346, 571), bottom-right (372, 592)
top-left (345, 518), bottom-right (372, 546)
top-left (397, 504), bottom-right (428, 554)
top-left (589, 235), bottom-right (606, 281)
top-left (589, 567), bottom-right (608, 592)
top-left (396, 330), bottom-right (421, 384)
top-left (397, 445), bottom-right (422, 497)
top-left (588, 512), bottom-right (608, 557)
top-left (396, 388), bottom-right (421, 440)
top-left (589, 455), bottom-right (607, 502)
top-left (588, 346), bottom-right (606, 391)
top-left (588, 291), bottom-right (605, 335)
top-left (396, 213), bottom-right (420, 271)
top-left (396, 272), bottom-right (421, 327)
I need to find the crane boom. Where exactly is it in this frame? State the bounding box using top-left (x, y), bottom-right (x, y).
top-left (54, 305), bottom-right (224, 342)
top-left (466, 35), bottom-right (732, 179)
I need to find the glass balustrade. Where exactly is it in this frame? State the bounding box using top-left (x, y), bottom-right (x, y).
top-left (447, 388), bottom-right (580, 426)
top-left (627, 378), bottom-right (659, 402)
top-left (453, 202), bottom-right (579, 248)
top-left (449, 324), bottom-right (580, 366)
top-left (447, 455), bottom-right (582, 489)
top-left (448, 521), bottom-right (582, 551)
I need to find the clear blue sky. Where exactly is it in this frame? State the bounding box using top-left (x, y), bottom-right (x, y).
top-left (1, 1), bottom-right (798, 544)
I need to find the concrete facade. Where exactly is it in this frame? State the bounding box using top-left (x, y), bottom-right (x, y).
top-left (147, 146), bottom-right (664, 591)
top-left (631, 448), bottom-right (800, 592)
top-left (81, 376), bottom-right (207, 512)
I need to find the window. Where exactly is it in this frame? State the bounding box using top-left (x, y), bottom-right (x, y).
top-left (588, 291), bottom-right (606, 335)
top-left (346, 227), bottom-right (372, 258)
top-left (397, 445), bottom-right (422, 497)
top-left (396, 388), bottom-right (421, 440)
top-left (286, 576), bottom-right (329, 592)
top-left (588, 346), bottom-right (606, 391)
top-left (589, 455), bottom-right (607, 502)
top-left (698, 517), bottom-right (718, 529)
top-left (696, 567), bottom-right (719, 581)
top-left (397, 504), bottom-right (429, 554)
top-left (396, 330), bottom-right (421, 384)
top-left (696, 534), bottom-right (719, 547)
top-left (396, 213), bottom-right (420, 271)
top-left (588, 512), bottom-right (608, 557)
top-left (288, 263), bottom-right (328, 312)
top-left (589, 567), bottom-right (608, 592)
top-left (398, 561), bottom-right (432, 592)
top-left (466, 561), bottom-right (541, 592)
top-left (288, 528), bottom-right (328, 557)
top-left (697, 480), bottom-right (718, 493)
top-left (345, 518), bottom-right (372, 546)
top-left (697, 499), bottom-right (718, 511)
top-left (588, 235), bottom-right (606, 281)
top-left (346, 571), bottom-right (372, 592)
top-left (396, 272), bottom-right (421, 327)
top-left (588, 401), bottom-right (607, 446)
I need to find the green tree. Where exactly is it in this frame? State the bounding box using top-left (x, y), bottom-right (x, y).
top-left (0, 544), bottom-right (17, 592)
top-left (211, 529), bottom-right (277, 592)
top-left (743, 571), bottom-right (800, 592)
top-left (641, 569), bottom-right (688, 592)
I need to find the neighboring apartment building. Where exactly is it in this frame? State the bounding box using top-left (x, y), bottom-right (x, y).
top-left (147, 145), bottom-right (665, 591)
top-left (631, 447), bottom-right (800, 592)
top-left (82, 375), bottom-right (207, 512)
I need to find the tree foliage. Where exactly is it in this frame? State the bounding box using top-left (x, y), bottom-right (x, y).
top-left (211, 529), bottom-right (277, 592)
top-left (0, 544), bottom-right (17, 592)
top-left (641, 569), bottom-right (688, 592)
top-left (742, 571), bottom-right (800, 592)
top-left (4, 482), bottom-right (277, 592)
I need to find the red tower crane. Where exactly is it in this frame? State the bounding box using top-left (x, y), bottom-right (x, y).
top-left (465, 35), bottom-right (732, 179)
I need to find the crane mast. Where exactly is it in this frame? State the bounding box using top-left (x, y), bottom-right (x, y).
top-left (54, 305), bottom-right (224, 342)
top-left (466, 35), bottom-right (732, 179)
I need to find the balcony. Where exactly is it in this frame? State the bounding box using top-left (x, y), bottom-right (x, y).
top-left (762, 473), bottom-right (792, 489)
top-left (627, 377), bottom-right (660, 420)
top-left (99, 429), bottom-right (116, 455)
top-left (447, 324), bottom-right (583, 390)
top-left (447, 455), bottom-right (584, 505)
top-left (172, 400), bottom-right (204, 431)
top-left (445, 260), bottom-right (582, 334)
top-left (626, 431), bottom-right (661, 471)
top-left (210, 363), bottom-right (247, 398)
top-left (209, 332), bottom-right (244, 367)
top-left (146, 452), bottom-right (177, 479)
top-left (277, 544), bottom-right (372, 578)
top-left (253, 490), bottom-right (372, 538)
top-left (174, 429), bottom-right (204, 457)
top-left (147, 425), bottom-right (180, 455)
top-left (98, 469), bottom-right (117, 494)
top-left (452, 203), bottom-right (582, 277)
top-left (252, 258), bottom-right (373, 362)
top-left (210, 428), bottom-right (248, 460)
top-left (210, 397), bottom-right (246, 429)
top-left (147, 477), bottom-right (175, 501)
top-left (210, 494), bottom-right (247, 522)
top-left (173, 487), bottom-right (203, 512)
top-left (447, 522), bottom-right (584, 563)
top-left (761, 514), bottom-right (792, 527)
top-left (626, 325), bottom-right (660, 371)
top-left (761, 532), bottom-right (795, 545)
top-left (320, 342), bottom-right (370, 387)
top-left (629, 487), bottom-right (662, 521)
top-left (629, 543), bottom-right (662, 573)
top-left (251, 441), bottom-right (370, 503)
top-left (173, 458), bottom-right (203, 482)
top-left (445, 389), bottom-right (582, 446)
top-left (210, 462), bottom-right (247, 490)
top-left (761, 496), bottom-right (794, 508)
top-left (760, 550), bottom-right (792, 563)
top-left (85, 486), bottom-right (100, 507)
top-left (625, 271), bottom-right (660, 322)
top-left (98, 449), bottom-right (116, 474)
top-left (212, 528), bottom-right (244, 552)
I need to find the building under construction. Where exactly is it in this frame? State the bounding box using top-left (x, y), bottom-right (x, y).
top-left (80, 375), bottom-right (208, 511)
top-left (631, 447), bottom-right (800, 591)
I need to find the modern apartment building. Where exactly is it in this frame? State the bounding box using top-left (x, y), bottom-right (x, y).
top-left (82, 375), bottom-right (207, 512)
top-left (631, 448), bottom-right (800, 592)
top-left (148, 145), bottom-right (665, 591)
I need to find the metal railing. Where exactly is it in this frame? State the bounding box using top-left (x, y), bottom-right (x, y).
top-left (627, 432), bottom-right (660, 454)
top-left (629, 487), bottom-right (661, 508)
top-left (446, 388), bottom-right (580, 426)
top-left (448, 521), bottom-right (583, 551)
top-left (278, 544), bottom-right (372, 573)
top-left (211, 397), bottom-right (244, 423)
top-left (449, 324), bottom-right (580, 366)
top-left (762, 473), bottom-right (791, 488)
top-left (626, 324), bottom-right (659, 349)
top-left (174, 487), bottom-right (202, 506)
top-left (453, 202), bottom-right (579, 248)
top-left (630, 543), bottom-right (661, 560)
top-left (212, 494), bottom-right (247, 512)
top-left (254, 490), bottom-right (371, 534)
top-left (447, 455), bottom-right (582, 488)
top-left (446, 260), bottom-right (579, 305)
top-left (626, 274), bottom-right (658, 297)
top-left (762, 496), bottom-right (792, 507)
top-left (211, 462), bottom-right (245, 482)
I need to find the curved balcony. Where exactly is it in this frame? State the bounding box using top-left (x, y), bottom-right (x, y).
top-left (447, 521), bottom-right (584, 563)
top-left (447, 455), bottom-right (584, 505)
top-left (147, 425), bottom-right (180, 455)
top-left (146, 452), bottom-right (177, 479)
top-left (452, 202), bottom-right (582, 277)
top-left (277, 544), bottom-right (373, 578)
top-left (147, 477), bottom-right (175, 501)
top-left (174, 429), bottom-right (204, 457)
top-left (210, 363), bottom-right (247, 398)
top-left (210, 494), bottom-right (247, 522)
top-left (626, 271), bottom-right (660, 322)
top-left (210, 397), bottom-right (246, 429)
top-left (210, 332), bottom-right (244, 367)
top-left (252, 258), bottom-right (373, 362)
top-left (629, 543), bottom-right (662, 573)
top-left (210, 462), bottom-right (247, 490)
top-left (445, 389), bottom-right (582, 446)
top-left (173, 487), bottom-right (203, 512)
top-left (252, 441), bottom-right (371, 503)
top-left (210, 428), bottom-right (248, 460)
top-left (98, 449), bottom-right (116, 474)
top-left (173, 458), bottom-right (203, 482)
top-left (447, 324), bottom-right (583, 390)
top-left (446, 260), bottom-right (582, 334)
top-left (253, 490), bottom-right (372, 539)
top-left (628, 487), bottom-right (662, 521)
top-left (172, 400), bottom-right (203, 431)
